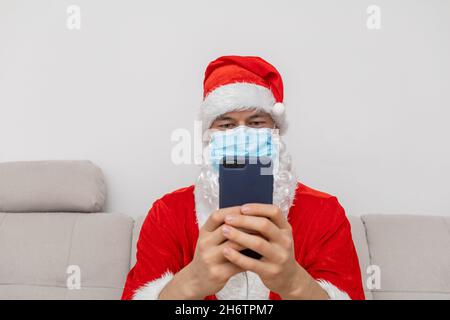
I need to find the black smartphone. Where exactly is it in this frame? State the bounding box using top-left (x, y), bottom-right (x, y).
top-left (219, 156), bottom-right (273, 260)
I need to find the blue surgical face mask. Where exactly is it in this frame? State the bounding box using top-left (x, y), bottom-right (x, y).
top-left (206, 126), bottom-right (280, 172)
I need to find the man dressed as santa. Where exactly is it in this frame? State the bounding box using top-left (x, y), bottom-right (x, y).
top-left (122, 56), bottom-right (365, 300)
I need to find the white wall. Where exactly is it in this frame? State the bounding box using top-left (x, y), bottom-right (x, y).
top-left (1, 0), bottom-right (449, 218)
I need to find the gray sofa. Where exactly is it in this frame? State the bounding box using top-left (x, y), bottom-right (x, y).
top-left (0, 161), bottom-right (449, 299)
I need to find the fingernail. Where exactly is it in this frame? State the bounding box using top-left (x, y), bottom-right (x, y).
top-left (225, 215), bottom-right (234, 223)
top-left (223, 247), bottom-right (231, 255)
top-left (241, 205), bottom-right (250, 213)
top-left (222, 225), bottom-right (230, 235)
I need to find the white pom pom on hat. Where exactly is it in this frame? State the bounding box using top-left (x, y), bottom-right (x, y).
top-left (272, 102), bottom-right (285, 116)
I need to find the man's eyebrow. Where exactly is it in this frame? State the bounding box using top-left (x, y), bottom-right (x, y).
top-left (215, 115), bottom-right (234, 121)
top-left (247, 113), bottom-right (269, 120)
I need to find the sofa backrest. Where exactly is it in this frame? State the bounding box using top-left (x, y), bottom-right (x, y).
top-left (0, 160), bottom-right (133, 300)
top-left (347, 215), bottom-right (373, 300)
top-left (131, 216), bottom-right (145, 268)
top-left (0, 212), bottom-right (133, 299)
top-left (362, 214), bottom-right (450, 299)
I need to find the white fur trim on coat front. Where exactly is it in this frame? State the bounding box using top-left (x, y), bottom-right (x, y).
top-left (132, 270), bottom-right (174, 300)
top-left (216, 271), bottom-right (270, 300)
top-left (200, 82), bottom-right (287, 134)
top-left (316, 279), bottom-right (351, 300)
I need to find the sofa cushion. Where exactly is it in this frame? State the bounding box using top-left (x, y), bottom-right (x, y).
top-left (362, 214), bottom-right (450, 300)
top-left (131, 216), bottom-right (145, 268)
top-left (347, 215), bottom-right (373, 300)
top-left (0, 212), bottom-right (133, 300)
top-left (0, 285), bottom-right (123, 300)
top-left (0, 160), bottom-right (106, 213)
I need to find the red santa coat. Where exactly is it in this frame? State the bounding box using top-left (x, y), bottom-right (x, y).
top-left (121, 183), bottom-right (365, 300)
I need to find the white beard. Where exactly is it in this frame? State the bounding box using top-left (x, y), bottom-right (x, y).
top-left (193, 137), bottom-right (298, 300)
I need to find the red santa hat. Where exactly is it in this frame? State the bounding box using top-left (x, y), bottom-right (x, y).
top-left (200, 55), bottom-right (287, 134)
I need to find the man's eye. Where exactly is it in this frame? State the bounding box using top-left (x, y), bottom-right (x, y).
top-left (248, 121), bottom-right (266, 127)
top-left (219, 123), bottom-right (236, 129)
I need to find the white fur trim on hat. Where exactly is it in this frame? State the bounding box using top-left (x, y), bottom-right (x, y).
top-left (200, 82), bottom-right (288, 134)
top-left (316, 279), bottom-right (351, 300)
top-left (132, 270), bottom-right (174, 300)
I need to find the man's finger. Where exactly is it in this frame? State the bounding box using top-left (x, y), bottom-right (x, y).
top-left (202, 206), bottom-right (241, 232)
top-left (206, 224), bottom-right (228, 245)
top-left (221, 240), bottom-right (246, 251)
top-left (221, 261), bottom-right (245, 277)
top-left (224, 215), bottom-right (279, 241)
top-left (241, 203), bottom-right (290, 229)
top-left (222, 246), bottom-right (268, 276)
top-left (208, 240), bottom-right (245, 263)
top-left (218, 240), bottom-right (245, 254)
top-left (222, 225), bottom-right (277, 260)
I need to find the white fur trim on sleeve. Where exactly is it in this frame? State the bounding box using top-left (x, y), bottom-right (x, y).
top-left (132, 270), bottom-right (174, 300)
top-left (316, 279), bottom-right (351, 300)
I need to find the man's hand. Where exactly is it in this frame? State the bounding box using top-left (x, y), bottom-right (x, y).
top-left (159, 206), bottom-right (244, 300)
top-left (220, 203), bottom-right (329, 300)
